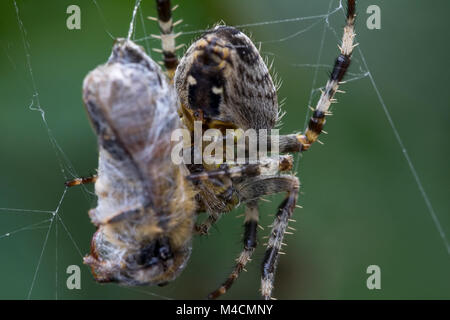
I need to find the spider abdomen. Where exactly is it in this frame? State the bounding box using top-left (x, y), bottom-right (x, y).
top-left (175, 26), bottom-right (278, 130)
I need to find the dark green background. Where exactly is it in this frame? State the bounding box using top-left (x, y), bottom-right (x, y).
top-left (0, 0), bottom-right (448, 299)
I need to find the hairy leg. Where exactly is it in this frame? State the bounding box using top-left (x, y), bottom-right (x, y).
top-left (244, 0), bottom-right (357, 155)
top-left (208, 200), bottom-right (259, 299)
top-left (237, 175), bottom-right (299, 299)
top-left (188, 163), bottom-right (260, 235)
top-left (189, 156), bottom-right (293, 234)
top-left (149, 0), bottom-right (183, 81)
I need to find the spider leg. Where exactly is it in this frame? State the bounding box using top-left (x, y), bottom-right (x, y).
top-left (193, 175), bottom-right (233, 235)
top-left (188, 163), bottom-right (261, 235)
top-left (187, 154), bottom-right (293, 183)
top-left (208, 200), bottom-right (259, 299)
top-left (65, 175), bottom-right (98, 187)
top-left (299, 0), bottom-right (356, 151)
top-left (255, 0), bottom-right (357, 154)
top-left (150, 0), bottom-right (182, 81)
top-left (261, 181), bottom-right (298, 300)
top-left (190, 156), bottom-right (293, 235)
top-left (237, 175), bottom-right (299, 299)
top-left (186, 163), bottom-right (261, 183)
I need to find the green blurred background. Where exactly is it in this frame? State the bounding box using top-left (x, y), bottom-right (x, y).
top-left (0, 0), bottom-right (449, 299)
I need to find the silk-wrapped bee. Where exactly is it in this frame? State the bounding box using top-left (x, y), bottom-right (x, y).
top-left (66, 0), bottom-right (356, 299)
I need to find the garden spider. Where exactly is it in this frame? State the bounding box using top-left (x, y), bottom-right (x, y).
top-left (66, 0), bottom-right (356, 299)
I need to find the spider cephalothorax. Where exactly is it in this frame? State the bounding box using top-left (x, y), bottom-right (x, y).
top-left (66, 0), bottom-right (356, 299)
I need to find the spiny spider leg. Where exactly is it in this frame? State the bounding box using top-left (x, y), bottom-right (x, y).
top-left (257, 0), bottom-right (356, 300)
top-left (208, 200), bottom-right (259, 299)
top-left (150, 0), bottom-right (182, 81)
top-left (298, 0), bottom-right (356, 151)
top-left (258, 1), bottom-right (355, 299)
top-left (258, 176), bottom-right (299, 300)
top-left (204, 174), bottom-right (299, 299)
top-left (190, 156), bottom-right (293, 235)
top-left (186, 163), bottom-right (261, 182)
top-left (254, 0), bottom-right (357, 154)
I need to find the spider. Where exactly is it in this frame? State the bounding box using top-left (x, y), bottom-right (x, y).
top-left (66, 0), bottom-right (356, 300)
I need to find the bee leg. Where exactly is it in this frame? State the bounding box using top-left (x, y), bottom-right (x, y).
top-left (65, 175), bottom-right (98, 187)
top-left (208, 200), bottom-right (259, 299)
